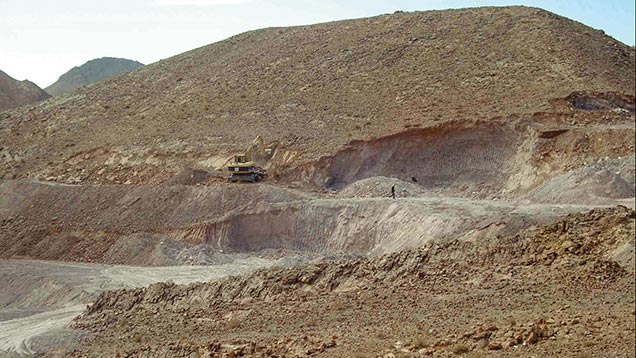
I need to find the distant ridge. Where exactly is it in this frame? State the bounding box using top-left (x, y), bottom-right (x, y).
top-left (0, 69), bottom-right (50, 111)
top-left (45, 57), bottom-right (144, 96)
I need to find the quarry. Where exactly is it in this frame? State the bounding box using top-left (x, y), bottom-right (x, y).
top-left (0, 6), bottom-right (634, 358)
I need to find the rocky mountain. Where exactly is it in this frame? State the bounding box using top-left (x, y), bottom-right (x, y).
top-left (45, 57), bottom-right (144, 96)
top-left (1, 6), bottom-right (633, 185)
top-left (0, 70), bottom-right (50, 111)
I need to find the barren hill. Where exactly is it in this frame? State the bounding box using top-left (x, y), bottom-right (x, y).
top-left (1, 6), bottom-right (635, 357)
top-left (0, 6), bottom-right (634, 184)
top-left (44, 57), bottom-right (144, 96)
top-left (0, 70), bottom-right (50, 111)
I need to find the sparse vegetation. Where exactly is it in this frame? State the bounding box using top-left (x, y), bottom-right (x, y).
top-left (451, 343), bottom-right (470, 355)
top-left (226, 318), bottom-right (242, 329)
top-left (1, 6), bottom-right (633, 185)
top-left (410, 335), bottom-right (431, 349)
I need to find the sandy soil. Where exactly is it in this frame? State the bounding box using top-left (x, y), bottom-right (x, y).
top-left (0, 257), bottom-right (278, 356)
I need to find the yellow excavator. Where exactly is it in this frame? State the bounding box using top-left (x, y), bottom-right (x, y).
top-left (227, 136), bottom-right (277, 183)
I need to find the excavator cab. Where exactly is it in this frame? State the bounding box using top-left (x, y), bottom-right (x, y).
top-left (234, 154), bottom-right (248, 164)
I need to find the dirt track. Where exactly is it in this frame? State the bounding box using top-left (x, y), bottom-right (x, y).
top-left (4, 179), bottom-right (632, 264)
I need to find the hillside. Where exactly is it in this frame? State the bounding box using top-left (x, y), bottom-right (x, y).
top-left (44, 57), bottom-right (144, 96)
top-left (0, 6), bottom-right (635, 357)
top-left (0, 6), bottom-right (634, 184)
top-left (0, 70), bottom-right (50, 111)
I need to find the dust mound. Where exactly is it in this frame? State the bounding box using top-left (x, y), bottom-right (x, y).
top-left (1, 6), bottom-right (634, 183)
top-left (524, 156), bottom-right (635, 204)
top-left (0, 70), bottom-right (50, 111)
top-left (45, 57), bottom-right (144, 96)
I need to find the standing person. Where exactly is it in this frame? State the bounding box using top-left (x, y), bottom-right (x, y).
top-left (391, 184), bottom-right (396, 199)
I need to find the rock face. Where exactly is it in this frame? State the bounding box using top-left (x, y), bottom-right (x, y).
top-left (45, 57), bottom-right (144, 96)
top-left (69, 207), bottom-right (635, 357)
top-left (0, 70), bottom-right (50, 111)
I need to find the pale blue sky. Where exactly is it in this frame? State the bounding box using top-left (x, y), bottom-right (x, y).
top-left (1, 0), bottom-right (634, 88)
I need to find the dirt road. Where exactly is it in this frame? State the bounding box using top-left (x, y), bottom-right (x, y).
top-left (0, 257), bottom-right (277, 357)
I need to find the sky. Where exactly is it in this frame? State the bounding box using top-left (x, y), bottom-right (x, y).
top-left (1, 0), bottom-right (634, 88)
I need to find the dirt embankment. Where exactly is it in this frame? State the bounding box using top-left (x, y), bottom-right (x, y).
top-left (68, 207), bottom-right (635, 357)
top-left (284, 120), bottom-right (523, 195)
top-left (267, 98), bottom-right (636, 207)
top-left (1, 177), bottom-right (617, 266)
top-left (279, 102), bottom-right (635, 200)
top-left (0, 181), bottom-right (311, 265)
